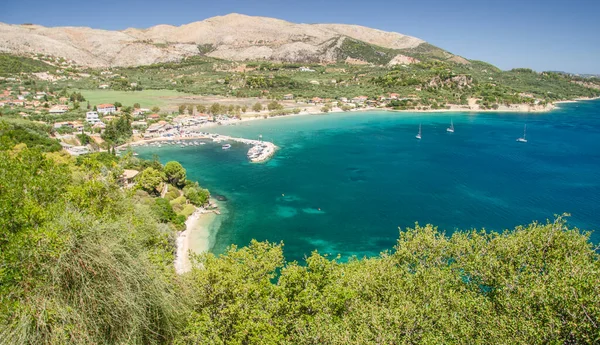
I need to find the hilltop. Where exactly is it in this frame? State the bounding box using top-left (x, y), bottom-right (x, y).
top-left (0, 13), bottom-right (464, 67)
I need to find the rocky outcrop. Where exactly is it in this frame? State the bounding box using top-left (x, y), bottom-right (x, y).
top-left (387, 54), bottom-right (420, 66)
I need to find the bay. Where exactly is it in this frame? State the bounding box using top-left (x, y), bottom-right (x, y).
top-left (136, 100), bottom-right (600, 262)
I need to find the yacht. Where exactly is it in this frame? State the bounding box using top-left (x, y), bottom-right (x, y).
top-left (222, 144), bottom-right (232, 150)
top-left (517, 124), bottom-right (528, 143)
top-left (416, 123), bottom-right (422, 140)
top-left (447, 119), bottom-right (455, 133)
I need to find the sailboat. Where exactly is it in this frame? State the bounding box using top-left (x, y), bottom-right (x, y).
top-left (516, 124), bottom-right (527, 143)
top-left (416, 123), bottom-right (422, 140)
top-left (447, 119), bottom-right (455, 133)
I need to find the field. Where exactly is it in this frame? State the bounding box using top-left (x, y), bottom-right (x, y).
top-left (78, 89), bottom-right (193, 108)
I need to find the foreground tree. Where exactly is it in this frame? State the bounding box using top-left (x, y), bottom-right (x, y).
top-left (164, 161), bottom-right (186, 188)
top-left (137, 167), bottom-right (164, 195)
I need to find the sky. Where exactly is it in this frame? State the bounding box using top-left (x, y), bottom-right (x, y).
top-left (2, 0), bottom-right (599, 74)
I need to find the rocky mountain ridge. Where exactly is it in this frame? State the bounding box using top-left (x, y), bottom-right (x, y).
top-left (0, 13), bottom-right (466, 68)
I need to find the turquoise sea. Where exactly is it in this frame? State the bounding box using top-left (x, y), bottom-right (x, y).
top-left (137, 100), bottom-right (600, 261)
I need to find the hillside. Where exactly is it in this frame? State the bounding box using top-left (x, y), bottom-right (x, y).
top-left (0, 13), bottom-right (464, 67)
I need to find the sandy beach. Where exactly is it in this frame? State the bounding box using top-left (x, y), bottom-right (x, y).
top-left (174, 203), bottom-right (222, 274)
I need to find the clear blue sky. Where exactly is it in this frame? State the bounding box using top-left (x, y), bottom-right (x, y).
top-left (2, 0), bottom-right (599, 74)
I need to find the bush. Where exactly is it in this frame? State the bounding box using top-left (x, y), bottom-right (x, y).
top-left (183, 182), bottom-right (210, 206)
top-left (151, 197), bottom-right (176, 223)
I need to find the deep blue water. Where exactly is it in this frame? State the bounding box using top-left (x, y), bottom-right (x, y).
top-left (137, 100), bottom-right (600, 261)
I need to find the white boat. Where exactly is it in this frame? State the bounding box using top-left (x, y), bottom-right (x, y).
top-left (447, 119), bottom-right (455, 133)
top-left (199, 142), bottom-right (206, 145)
top-left (517, 124), bottom-right (528, 143)
top-left (222, 144), bottom-right (232, 150)
top-left (416, 123), bottom-right (422, 140)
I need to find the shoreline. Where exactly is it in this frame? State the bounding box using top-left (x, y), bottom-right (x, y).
top-left (122, 96), bottom-right (600, 152)
top-left (152, 96), bottom-right (600, 269)
top-left (174, 201), bottom-right (222, 274)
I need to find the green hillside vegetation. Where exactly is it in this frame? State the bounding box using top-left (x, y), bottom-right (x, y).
top-left (0, 118), bottom-right (62, 152)
top-left (1, 127), bottom-right (599, 344)
top-left (0, 54), bottom-right (56, 76)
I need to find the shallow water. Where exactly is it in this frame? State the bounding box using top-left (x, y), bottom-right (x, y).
top-left (137, 100), bottom-right (600, 262)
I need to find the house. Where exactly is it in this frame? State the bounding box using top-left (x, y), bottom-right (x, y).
top-left (85, 111), bottom-right (100, 124)
top-left (283, 94), bottom-right (294, 100)
top-left (97, 103), bottom-right (116, 114)
top-left (131, 121), bottom-right (148, 128)
top-left (54, 121), bottom-right (73, 129)
top-left (146, 113), bottom-right (160, 121)
top-left (146, 121), bottom-right (171, 135)
top-left (309, 97), bottom-right (323, 104)
top-left (58, 97), bottom-right (69, 104)
top-left (339, 97), bottom-right (348, 103)
top-left (120, 169), bottom-right (139, 187)
top-left (71, 121), bottom-right (85, 131)
top-left (98, 84), bottom-right (109, 89)
top-left (351, 96), bottom-right (369, 104)
top-left (49, 105), bottom-right (69, 114)
top-left (389, 93), bottom-right (400, 100)
top-left (132, 108), bottom-right (148, 117)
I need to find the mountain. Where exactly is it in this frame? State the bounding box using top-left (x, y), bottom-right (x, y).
top-left (0, 13), bottom-right (467, 68)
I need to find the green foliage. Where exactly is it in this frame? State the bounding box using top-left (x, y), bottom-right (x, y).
top-left (0, 119), bottom-right (61, 152)
top-left (183, 181), bottom-right (210, 206)
top-left (164, 184), bottom-right (181, 201)
top-left (102, 114), bottom-right (132, 145)
top-left (197, 44), bottom-right (215, 55)
top-left (152, 197), bottom-right (177, 223)
top-left (0, 53), bottom-right (56, 76)
top-left (178, 218), bottom-right (600, 344)
top-left (164, 161), bottom-right (187, 188)
top-left (267, 101), bottom-right (283, 111)
top-left (137, 167), bottom-right (164, 195)
top-left (252, 102), bottom-right (263, 112)
top-left (0, 147), bottom-right (183, 344)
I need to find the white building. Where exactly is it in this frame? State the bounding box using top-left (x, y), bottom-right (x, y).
top-left (86, 111), bottom-right (100, 124)
top-left (97, 103), bottom-right (116, 114)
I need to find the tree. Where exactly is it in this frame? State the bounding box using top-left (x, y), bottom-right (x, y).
top-left (196, 104), bottom-right (206, 113)
top-left (136, 167), bottom-right (164, 195)
top-left (210, 103), bottom-right (222, 115)
top-left (151, 106), bottom-right (160, 113)
top-left (252, 102), bottom-right (263, 112)
top-left (164, 161), bottom-right (186, 188)
top-left (114, 101), bottom-right (122, 108)
top-left (133, 103), bottom-right (141, 109)
top-left (87, 101), bottom-right (90, 110)
top-left (151, 197), bottom-right (177, 223)
top-left (187, 104), bottom-right (194, 115)
top-left (267, 101), bottom-right (283, 111)
top-left (178, 105), bottom-right (186, 115)
top-left (241, 105), bottom-right (247, 113)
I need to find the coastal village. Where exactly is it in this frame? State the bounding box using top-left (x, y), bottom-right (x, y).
top-left (0, 65), bottom-right (565, 162)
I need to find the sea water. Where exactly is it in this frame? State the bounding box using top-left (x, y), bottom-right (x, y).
top-left (136, 100), bottom-right (600, 262)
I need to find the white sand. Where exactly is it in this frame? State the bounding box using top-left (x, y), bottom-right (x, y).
top-left (174, 207), bottom-right (219, 274)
